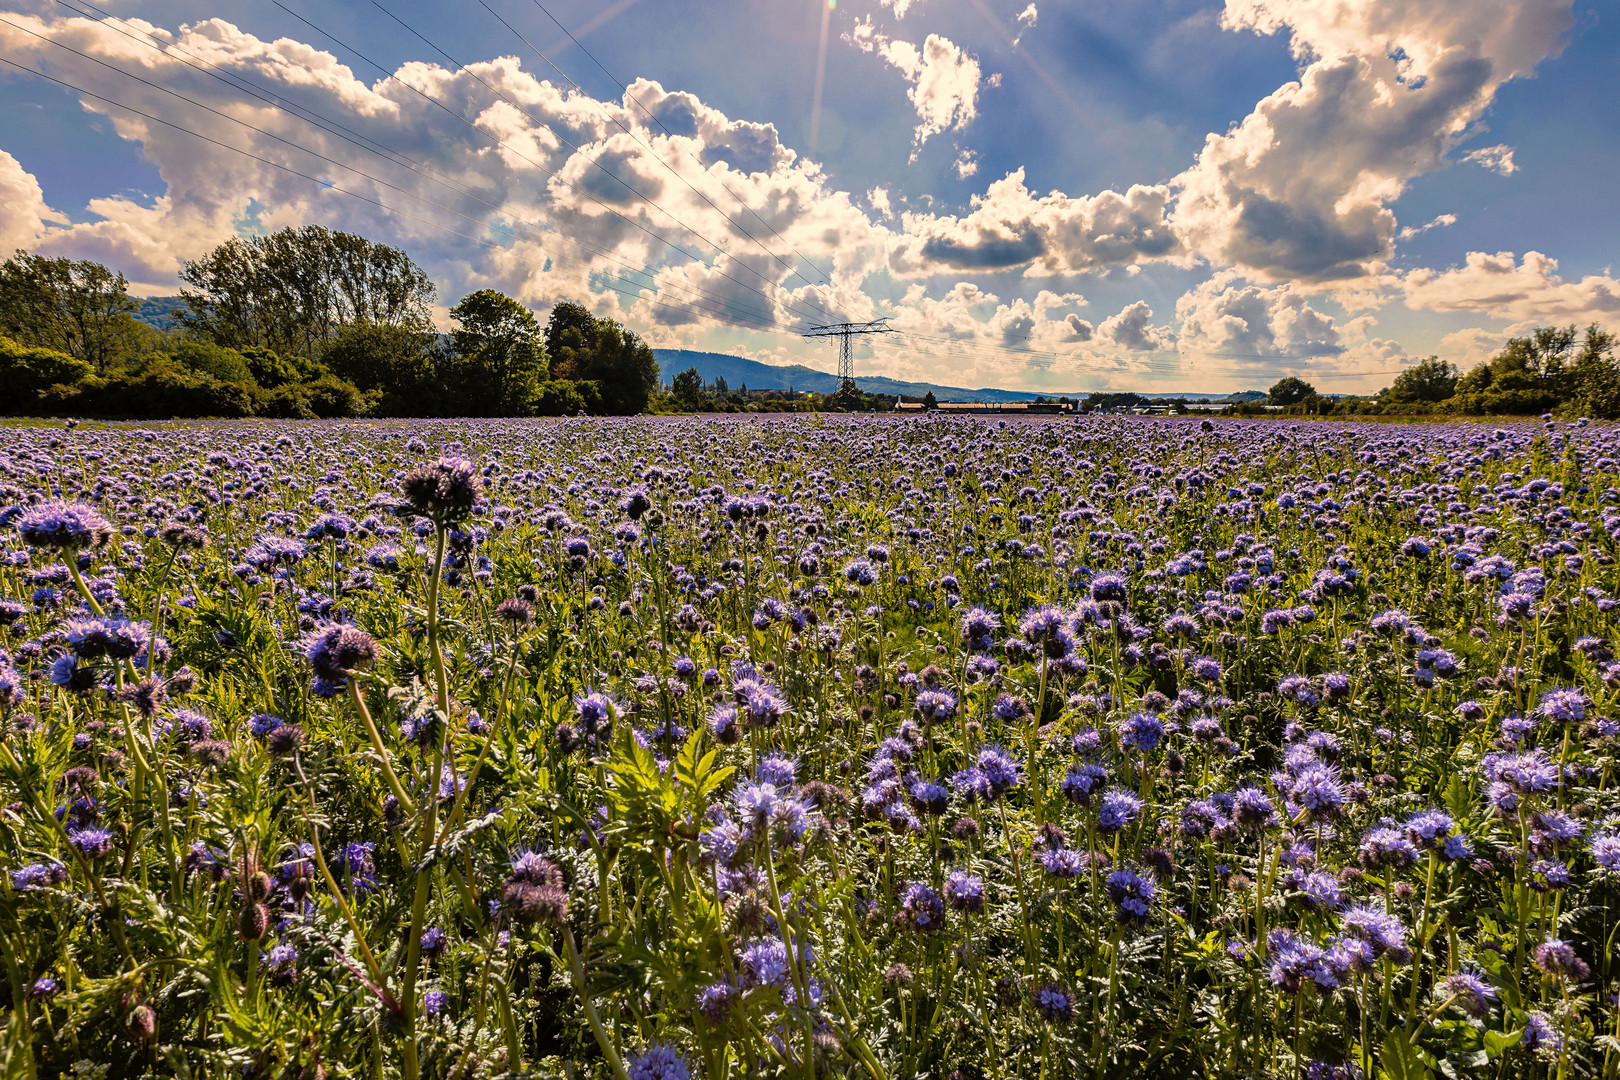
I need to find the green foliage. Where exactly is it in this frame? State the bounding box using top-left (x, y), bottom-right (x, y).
top-left (532, 378), bottom-right (600, 416)
top-left (319, 321), bottom-right (440, 414)
top-left (1570, 325), bottom-right (1620, 419)
top-left (450, 289), bottom-right (549, 416)
top-left (242, 345), bottom-right (327, 389)
top-left (671, 365), bottom-right (704, 411)
top-left (0, 333), bottom-right (93, 411)
top-left (1267, 375), bottom-right (1318, 406)
top-left (545, 300), bottom-right (660, 415)
top-left (255, 373), bottom-right (373, 418)
top-left (0, 251), bottom-right (154, 374)
top-left (1384, 356), bottom-right (1459, 404)
top-left (178, 225), bottom-right (436, 358)
top-left (75, 360), bottom-right (259, 418)
top-left (165, 339), bottom-right (258, 385)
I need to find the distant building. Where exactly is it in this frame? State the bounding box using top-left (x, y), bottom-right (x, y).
top-left (898, 400), bottom-right (1072, 415)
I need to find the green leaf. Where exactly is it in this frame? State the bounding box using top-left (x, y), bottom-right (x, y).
top-left (1380, 1029), bottom-right (1434, 1080)
top-left (1482, 1028), bottom-right (1521, 1060)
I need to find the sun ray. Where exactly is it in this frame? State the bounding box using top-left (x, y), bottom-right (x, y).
top-left (808, 0), bottom-right (833, 154)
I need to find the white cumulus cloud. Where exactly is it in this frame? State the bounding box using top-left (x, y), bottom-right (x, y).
top-left (1403, 250), bottom-right (1620, 324)
top-left (1461, 144), bottom-right (1517, 175)
top-left (849, 21), bottom-right (982, 158)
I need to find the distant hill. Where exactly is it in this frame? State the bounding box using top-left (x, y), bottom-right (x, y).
top-left (133, 295), bottom-right (187, 331)
top-left (656, 349), bottom-right (1069, 402)
top-left (653, 349), bottom-right (1259, 403)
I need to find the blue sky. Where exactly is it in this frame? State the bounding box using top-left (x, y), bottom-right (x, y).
top-left (0, 0), bottom-right (1614, 393)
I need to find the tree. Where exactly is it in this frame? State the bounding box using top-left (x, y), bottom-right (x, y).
top-left (0, 334), bottom-right (93, 411)
top-left (672, 366), bottom-right (704, 411)
top-left (1493, 325), bottom-right (1579, 393)
top-left (1267, 376), bottom-right (1318, 406)
top-left (320, 322), bottom-right (440, 414)
top-left (167, 340), bottom-right (257, 385)
top-left (450, 289), bottom-right (547, 416)
top-left (545, 300), bottom-right (660, 414)
top-left (542, 300), bottom-right (598, 360)
top-left (1571, 324), bottom-right (1620, 419)
top-left (242, 345), bottom-right (327, 389)
top-left (923, 391), bottom-right (938, 409)
top-left (178, 226), bottom-right (435, 358)
top-left (1384, 356), bottom-right (1459, 403)
top-left (0, 252), bottom-right (153, 374)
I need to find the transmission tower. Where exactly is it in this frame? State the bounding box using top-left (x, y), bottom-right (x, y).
top-left (803, 319), bottom-right (896, 385)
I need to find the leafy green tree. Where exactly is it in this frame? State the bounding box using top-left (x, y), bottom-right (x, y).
top-left (242, 345), bottom-right (327, 389)
top-left (0, 334), bottom-right (93, 411)
top-left (1267, 376), bottom-right (1318, 406)
top-left (672, 366), bottom-right (704, 411)
top-left (1384, 357), bottom-right (1459, 403)
top-left (0, 252), bottom-right (154, 374)
top-left (1571, 325), bottom-right (1620, 419)
top-left (450, 289), bottom-right (547, 416)
top-left (545, 300), bottom-right (660, 415)
top-left (1494, 325), bottom-right (1579, 393)
top-left (923, 391), bottom-right (938, 409)
top-left (320, 321), bottom-right (440, 414)
top-left (533, 379), bottom-right (601, 416)
top-left (179, 226), bottom-right (435, 358)
top-left (166, 340), bottom-right (257, 385)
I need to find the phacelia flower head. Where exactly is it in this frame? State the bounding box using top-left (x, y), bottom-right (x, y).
top-left (1437, 970), bottom-right (1497, 1018)
top-left (627, 1043), bottom-right (690, 1080)
top-left (302, 623), bottom-right (379, 697)
top-left (944, 870), bottom-right (985, 914)
top-left (17, 501), bottom-right (113, 551)
top-left (400, 457), bottom-right (484, 521)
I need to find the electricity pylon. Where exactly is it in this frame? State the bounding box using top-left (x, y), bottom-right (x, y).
top-left (803, 319), bottom-right (896, 386)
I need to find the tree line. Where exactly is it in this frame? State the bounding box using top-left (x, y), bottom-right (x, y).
top-left (1245, 325), bottom-right (1620, 419)
top-left (0, 225), bottom-right (659, 419)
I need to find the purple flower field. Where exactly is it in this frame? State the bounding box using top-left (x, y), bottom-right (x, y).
top-left (3, 413), bottom-right (1619, 1079)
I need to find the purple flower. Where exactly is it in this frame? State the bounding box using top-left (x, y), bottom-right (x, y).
top-left (68, 826), bottom-right (115, 859)
top-left (1097, 788), bottom-right (1144, 835)
top-left (1032, 981), bottom-right (1074, 1023)
top-left (1521, 1011), bottom-right (1562, 1053)
top-left (1119, 712), bottom-right (1164, 753)
top-left (1437, 970), bottom-right (1497, 1018)
top-left (1403, 809), bottom-right (1455, 850)
top-left (1536, 687), bottom-right (1589, 724)
top-left (1358, 827), bottom-right (1419, 872)
top-left (1036, 847), bottom-right (1088, 879)
top-left (1339, 905), bottom-right (1412, 964)
top-left (1533, 938), bottom-right (1590, 981)
top-left (628, 1044), bottom-right (690, 1080)
top-left (1232, 787), bottom-right (1277, 831)
top-left (915, 688), bottom-right (957, 723)
top-left (17, 502), bottom-right (113, 551)
top-left (1106, 867), bottom-right (1156, 925)
top-left (302, 624), bottom-right (378, 697)
top-left (898, 881), bottom-right (946, 932)
top-left (739, 938), bottom-right (790, 987)
top-left (945, 871), bottom-right (985, 913)
top-left (400, 456), bottom-right (484, 520)
top-left (1060, 763), bottom-right (1108, 807)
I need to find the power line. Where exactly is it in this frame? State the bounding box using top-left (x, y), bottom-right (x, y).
top-left (39, 0), bottom-right (803, 332)
top-left (321, 0), bottom-right (835, 329)
top-left (13, 10), bottom-right (1436, 390)
top-left (521, 0), bottom-right (836, 288)
top-left (889, 331), bottom-right (1412, 382)
top-left (0, 52), bottom-right (806, 340)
